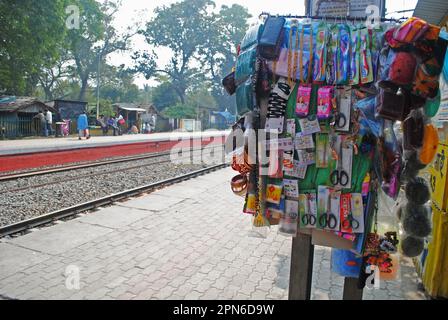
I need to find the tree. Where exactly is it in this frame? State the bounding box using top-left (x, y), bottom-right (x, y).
top-left (66, 0), bottom-right (135, 101)
top-left (133, 0), bottom-right (214, 104)
top-left (0, 0), bottom-right (67, 95)
top-left (151, 82), bottom-right (179, 111)
top-left (200, 4), bottom-right (251, 114)
top-left (163, 103), bottom-right (197, 120)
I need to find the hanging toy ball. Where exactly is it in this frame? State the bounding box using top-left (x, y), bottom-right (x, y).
top-left (405, 177), bottom-right (430, 205)
top-left (401, 152), bottom-right (426, 182)
top-left (401, 235), bottom-right (425, 258)
top-left (402, 203), bottom-right (432, 238)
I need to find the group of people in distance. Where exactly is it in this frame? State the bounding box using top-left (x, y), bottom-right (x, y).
top-left (34, 109), bottom-right (157, 141)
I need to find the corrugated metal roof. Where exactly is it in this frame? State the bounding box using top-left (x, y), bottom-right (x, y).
top-left (413, 0), bottom-right (448, 25)
top-left (0, 97), bottom-right (54, 113)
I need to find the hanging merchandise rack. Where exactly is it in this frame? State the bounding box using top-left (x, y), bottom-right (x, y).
top-left (258, 12), bottom-right (409, 23)
top-left (223, 12), bottom-right (447, 300)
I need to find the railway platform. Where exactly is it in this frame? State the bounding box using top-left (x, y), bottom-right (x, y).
top-left (0, 131), bottom-right (228, 172)
top-left (0, 168), bottom-right (425, 300)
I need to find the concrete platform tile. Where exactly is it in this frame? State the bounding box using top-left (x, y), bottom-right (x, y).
top-left (5, 221), bottom-right (113, 255)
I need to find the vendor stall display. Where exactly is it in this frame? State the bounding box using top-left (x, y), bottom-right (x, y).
top-left (223, 14), bottom-right (447, 294)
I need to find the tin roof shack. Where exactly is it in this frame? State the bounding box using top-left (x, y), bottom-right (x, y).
top-left (47, 99), bottom-right (88, 121)
top-left (0, 96), bottom-right (55, 138)
top-left (113, 103), bottom-right (147, 130)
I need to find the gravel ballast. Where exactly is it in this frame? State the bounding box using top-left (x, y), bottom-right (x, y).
top-left (0, 153), bottom-right (223, 227)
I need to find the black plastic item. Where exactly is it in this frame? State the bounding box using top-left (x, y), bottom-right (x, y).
top-left (402, 235), bottom-right (425, 258)
top-left (403, 111), bottom-right (425, 150)
top-left (405, 177), bottom-right (430, 205)
top-left (258, 16), bottom-right (286, 60)
top-left (222, 71), bottom-right (236, 96)
top-left (376, 87), bottom-right (408, 121)
top-left (402, 203), bottom-right (432, 238)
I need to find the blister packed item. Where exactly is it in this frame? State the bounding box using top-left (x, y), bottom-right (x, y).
top-left (313, 22), bottom-right (328, 82)
top-left (337, 24), bottom-right (351, 85)
top-left (299, 192), bottom-right (317, 229)
top-left (350, 25), bottom-right (360, 85)
top-left (360, 28), bottom-right (374, 84)
top-left (268, 21), bottom-right (313, 83)
top-left (317, 86), bottom-right (334, 120)
top-left (296, 85), bottom-right (312, 117)
top-left (279, 200), bottom-right (299, 236)
top-left (326, 24), bottom-right (338, 85)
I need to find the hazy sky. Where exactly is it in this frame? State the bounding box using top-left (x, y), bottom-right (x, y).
top-left (107, 0), bottom-right (418, 87)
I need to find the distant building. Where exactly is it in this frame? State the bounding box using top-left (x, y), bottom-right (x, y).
top-left (0, 96), bottom-right (56, 138)
top-left (210, 110), bottom-right (236, 130)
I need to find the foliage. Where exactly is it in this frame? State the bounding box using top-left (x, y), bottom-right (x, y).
top-left (66, 0), bottom-right (136, 100)
top-left (162, 103), bottom-right (197, 119)
top-left (133, 0), bottom-right (249, 114)
top-left (0, 0), bottom-right (67, 95)
top-left (151, 82), bottom-right (179, 111)
top-left (133, 0), bottom-right (214, 103)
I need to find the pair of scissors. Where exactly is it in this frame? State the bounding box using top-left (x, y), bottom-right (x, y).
top-left (319, 192), bottom-right (338, 229)
top-left (301, 194), bottom-right (316, 226)
top-left (342, 213), bottom-right (360, 230)
top-left (335, 112), bottom-right (347, 129)
top-left (331, 138), bottom-right (350, 187)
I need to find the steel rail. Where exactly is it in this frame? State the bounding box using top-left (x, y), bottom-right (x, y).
top-left (0, 163), bottom-right (228, 238)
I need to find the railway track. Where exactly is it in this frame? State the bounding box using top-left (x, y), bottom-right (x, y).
top-left (0, 163), bottom-right (228, 238)
top-left (0, 144), bottom-right (224, 182)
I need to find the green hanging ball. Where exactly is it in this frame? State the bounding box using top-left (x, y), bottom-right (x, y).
top-left (424, 89), bottom-right (441, 118)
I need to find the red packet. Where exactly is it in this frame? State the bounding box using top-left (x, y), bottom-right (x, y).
top-left (340, 193), bottom-right (352, 234)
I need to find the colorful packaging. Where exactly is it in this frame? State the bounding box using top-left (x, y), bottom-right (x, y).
top-left (299, 193), bottom-right (317, 229)
top-left (337, 24), bottom-right (351, 85)
top-left (296, 85), bottom-right (312, 117)
top-left (383, 50), bottom-right (417, 86)
top-left (317, 86), bottom-right (334, 120)
top-left (393, 17), bottom-right (429, 44)
top-left (350, 25), bottom-right (360, 85)
top-left (313, 22), bottom-right (328, 82)
top-left (326, 25), bottom-right (338, 85)
top-left (360, 28), bottom-right (374, 84)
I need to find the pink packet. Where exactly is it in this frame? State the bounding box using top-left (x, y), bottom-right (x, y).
top-left (317, 86), bottom-right (334, 120)
top-left (296, 85), bottom-right (312, 117)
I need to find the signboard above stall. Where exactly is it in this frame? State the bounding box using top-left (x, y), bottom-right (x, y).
top-left (308, 0), bottom-right (385, 18)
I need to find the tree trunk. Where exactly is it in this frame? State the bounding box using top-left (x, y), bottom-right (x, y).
top-left (78, 77), bottom-right (89, 101)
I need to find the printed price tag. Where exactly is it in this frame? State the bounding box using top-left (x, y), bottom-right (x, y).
top-left (295, 133), bottom-right (315, 150)
top-left (297, 150), bottom-right (316, 165)
top-left (283, 179), bottom-right (299, 199)
top-left (299, 117), bottom-right (321, 135)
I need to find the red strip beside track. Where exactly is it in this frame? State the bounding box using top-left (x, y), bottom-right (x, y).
top-left (0, 135), bottom-right (226, 173)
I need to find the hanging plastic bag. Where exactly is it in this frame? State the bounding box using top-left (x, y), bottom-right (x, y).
top-left (393, 17), bottom-right (429, 44)
top-left (424, 89), bottom-right (441, 118)
top-left (382, 50), bottom-right (417, 86)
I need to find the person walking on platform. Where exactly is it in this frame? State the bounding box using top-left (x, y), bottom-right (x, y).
top-left (77, 111), bottom-right (90, 140)
top-left (33, 111), bottom-right (47, 137)
top-left (44, 109), bottom-right (54, 137)
top-left (97, 115), bottom-right (108, 136)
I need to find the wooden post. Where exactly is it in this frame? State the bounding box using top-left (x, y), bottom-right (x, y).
top-left (289, 233), bottom-right (315, 300)
top-left (343, 277), bottom-right (364, 300)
